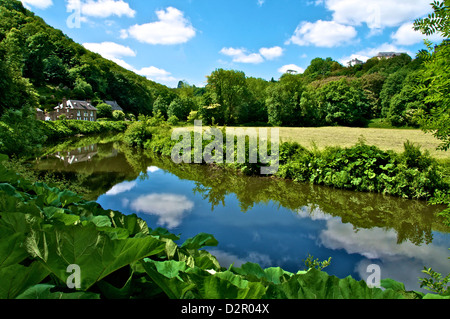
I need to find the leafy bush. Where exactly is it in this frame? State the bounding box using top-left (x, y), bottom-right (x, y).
top-left (39, 120), bottom-right (128, 142)
top-left (0, 106), bottom-right (46, 156)
top-left (275, 140), bottom-right (448, 200)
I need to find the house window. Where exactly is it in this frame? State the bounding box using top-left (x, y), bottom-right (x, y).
top-left (77, 111), bottom-right (81, 117)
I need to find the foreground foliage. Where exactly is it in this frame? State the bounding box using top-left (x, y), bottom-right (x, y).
top-left (1, 154), bottom-right (447, 299)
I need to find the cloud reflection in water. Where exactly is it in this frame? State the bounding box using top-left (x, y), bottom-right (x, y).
top-left (130, 193), bottom-right (194, 229)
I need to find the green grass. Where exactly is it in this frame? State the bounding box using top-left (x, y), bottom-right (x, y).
top-left (204, 126), bottom-right (448, 160)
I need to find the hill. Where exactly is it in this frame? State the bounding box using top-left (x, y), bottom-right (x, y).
top-left (0, 0), bottom-right (173, 116)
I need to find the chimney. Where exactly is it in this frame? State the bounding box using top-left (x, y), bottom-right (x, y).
top-left (62, 97), bottom-right (67, 108)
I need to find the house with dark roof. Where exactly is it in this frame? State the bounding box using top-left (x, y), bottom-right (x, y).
top-left (104, 100), bottom-right (123, 112)
top-left (47, 98), bottom-right (97, 121)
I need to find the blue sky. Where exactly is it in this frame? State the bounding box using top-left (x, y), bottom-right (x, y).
top-left (20, 0), bottom-right (445, 88)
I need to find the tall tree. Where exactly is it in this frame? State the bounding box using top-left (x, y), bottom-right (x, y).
top-left (206, 69), bottom-right (250, 124)
top-left (414, 0), bottom-right (450, 150)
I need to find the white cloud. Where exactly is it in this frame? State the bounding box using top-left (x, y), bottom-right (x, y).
top-left (147, 166), bottom-right (160, 173)
top-left (257, 0), bottom-right (265, 7)
top-left (391, 22), bottom-right (445, 46)
top-left (82, 42), bottom-right (178, 86)
top-left (127, 7), bottom-right (196, 45)
top-left (119, 29), bottom-right (129, 39)
top-left (136, 66), bottom-right (178, 84)
top-left (70, 0), bottom-right (135, 18)
top-left (277, 64), bottom-right (305, 74)
top-left (130, 193), bottom-right (194, 229)
top-left (20, 0), bottom-right (53, 9)
top-left (259, 46), bottom-right (284, 60)
top-left (319, 218), bottom-right (450, 291)
top-left (286, 20), bottom-right (357, 47)
top-left (220, 46), bottom-right (284, 64)
top-left (220, 47), bottom-right (264, 64)
top-left (83, 41), bottom-right (136, 60)
top-left (323, 0), bottom-right (432, 30)
top-left (105, 181), bottom-right (137, 196)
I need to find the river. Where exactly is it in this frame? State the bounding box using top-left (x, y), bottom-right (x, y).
top-left (32, 135), bottom-right (450, 293)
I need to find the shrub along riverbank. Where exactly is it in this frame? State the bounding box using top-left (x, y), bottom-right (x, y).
top-left (0, 154), bottom-right (447, 299)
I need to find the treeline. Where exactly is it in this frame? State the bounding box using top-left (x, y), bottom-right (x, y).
top-left (165, 54), bottom-right (424, 128)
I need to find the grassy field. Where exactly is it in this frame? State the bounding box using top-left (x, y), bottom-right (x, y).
top-left (187, 126), bottom-right (448, 160)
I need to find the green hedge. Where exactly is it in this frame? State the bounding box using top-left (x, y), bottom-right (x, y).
top-left (38, 120), bottom-right (129, 141)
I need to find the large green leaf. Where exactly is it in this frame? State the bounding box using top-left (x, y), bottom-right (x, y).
top-left (0, 263), bottom-right (50, 299)
top-left (230, 262), bottom-right (293, 284)
top-left (25, 223), bottom-right (165, 290)
top-left (180, 233), bottom-right (219, 250)
top-left (141, 259), bottom-right (196, 299)
top-left (263, 268), bottom-right (406, 299)
top-left (0, 233), bottom-right (29, 269)
top-left (187, 268), bottom-right (267, 299)
top-left (16, 284), bottom-right (100, 299)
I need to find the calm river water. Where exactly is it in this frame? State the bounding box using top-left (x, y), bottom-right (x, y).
top-left (33, 137), bottom-right (450, 292)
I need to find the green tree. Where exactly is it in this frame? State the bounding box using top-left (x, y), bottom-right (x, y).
top-left (317, 78), bottom-right (370, 126)
top-left (265, 73), bottom-right (305, 126)
top-left (387, 71), bottom-right (424, 127)
top-left (379, 70), bottom-right (408, 118)
top-left (43, 55), bottom-right (69, 85)
top-left (168, 97), bottom-right (190, 121)
top-left (72, 78), bottom-right (93, 100)
top-left (206, 69), bottom-right (250, 125)
top-left (96, 103), bottom-right (112, 118)
top-left (303, 57), bottom-right (337, 81)
top-left (413, 0), bottom-right (450, 150)
top-left (113, 110), bottom-right (126, 121)
top-left (153, 95), bottom-right (170, 119)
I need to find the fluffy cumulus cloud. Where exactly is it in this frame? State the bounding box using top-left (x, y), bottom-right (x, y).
top-left (220, 46), bottom-right (283, 64)
top-left (259, 46), bottom-right (284, 60)
top-left (286, 20), bottom-right (357, 48)
top-left (83, 41), bottom-right (136, 59)
top-left (323, 0), bottom-right (432, 30)
top-left (130, 193), bottom-right (194, 229)
top-left (136, 66), bottom-right (178, 83)
top-left (82, 41), bottom-right (178, 85)
top-left (105, 181), bottom-right (137, 196)
top-left (20, 0), bottom-right (53, 9)
top-left (391, 22), bottom-right (445, 46)
top-left (220, 47), bottom-right (264, 64)
top-left (67, 0), bottom-right (136, 18)
top-left (127, 7), bottom-right (196, 45)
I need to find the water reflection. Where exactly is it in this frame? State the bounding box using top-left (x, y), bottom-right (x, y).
top-left (32, 139), bottom-right (450, 292)
top-left (130, 193), bottom-right (195, 229)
